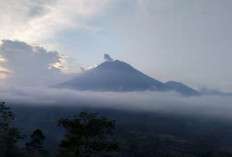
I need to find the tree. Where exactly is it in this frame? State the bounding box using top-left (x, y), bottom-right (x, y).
top-left (58, 112), bottom-right (118, 157)
top-left (25, 129), bottom-right (49, 157)
top-left (0, 102), bottom-right (23, 157)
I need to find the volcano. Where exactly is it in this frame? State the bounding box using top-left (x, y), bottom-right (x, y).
top-left (56, 60), bottom-right (200, 96)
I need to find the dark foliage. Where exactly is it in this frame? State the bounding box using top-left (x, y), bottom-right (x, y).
top-left (2, 104), bottom-right (232, 157)
top-left (58, 111), bottom-right (118, 157)
top-left (25, 129), bottom-right (49, 157)
top-left (0, 102), bottom-right (23, 157)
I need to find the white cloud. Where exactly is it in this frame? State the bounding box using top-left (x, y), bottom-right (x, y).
top-left (0, 0), bottom-right (108, 45)
top-left (1, 86), bottom-right (232, 119)
top-left (0, 40), bottom-right (73, 87)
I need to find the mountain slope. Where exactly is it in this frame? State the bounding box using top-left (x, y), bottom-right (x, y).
top-left (200, 88), bottom-right (232, 96)
top-left (56, 60), bottom-right (200, 95)
top-left (164, 81), bottom-right (200, 96)
top-left (57, 60), bottom-right (166, 91)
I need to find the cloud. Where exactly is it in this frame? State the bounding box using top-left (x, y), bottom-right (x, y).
top-left (104, 54), bottom-right (113, 62)
top-left (1, 86), bottom-right (232, 120)
top-left (0, 40), bottom-right (72, 87)
top-left (0, 0), bottom-right (108, 46)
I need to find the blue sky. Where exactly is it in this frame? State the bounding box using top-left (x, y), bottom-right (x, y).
top-left (0, 0), bottom-right (232, 92)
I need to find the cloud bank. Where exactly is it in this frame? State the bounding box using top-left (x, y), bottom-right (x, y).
top-left (0, 40), bottom-right (73, 87)
top-left (1, 87), bottom-right (232, 120)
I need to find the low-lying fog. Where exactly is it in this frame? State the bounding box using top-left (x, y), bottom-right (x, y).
top-left (1, 87), bottom-right (232, 119)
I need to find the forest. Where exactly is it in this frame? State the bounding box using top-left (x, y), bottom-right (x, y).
top-left (1, 101), bottom-right (232, 157)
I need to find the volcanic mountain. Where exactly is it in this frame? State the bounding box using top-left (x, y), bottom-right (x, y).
top-left (56, 60), bottom-right (200, 96)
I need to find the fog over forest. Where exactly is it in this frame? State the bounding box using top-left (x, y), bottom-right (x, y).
top-left (1, 1), bottom-right (232, 156)
top-left (0, 86), bottom-right (231, 120)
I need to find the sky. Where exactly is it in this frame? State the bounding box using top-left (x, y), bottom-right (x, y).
top-left (0, 0), bottom-right (232, 92)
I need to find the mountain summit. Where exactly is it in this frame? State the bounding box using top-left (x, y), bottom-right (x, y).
top-left (56, 60), bottom-right (200, 96)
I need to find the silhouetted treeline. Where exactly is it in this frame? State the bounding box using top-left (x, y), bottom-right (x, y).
top-left (2, 102), bottom-right (232, 157)
top-left (0, 102), bottom-right (118, 157)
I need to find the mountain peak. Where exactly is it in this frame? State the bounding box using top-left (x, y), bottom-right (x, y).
top-left (96, 60), bottom-right (136, 72)
top-left (55, 59), bottom-right (200, 95)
